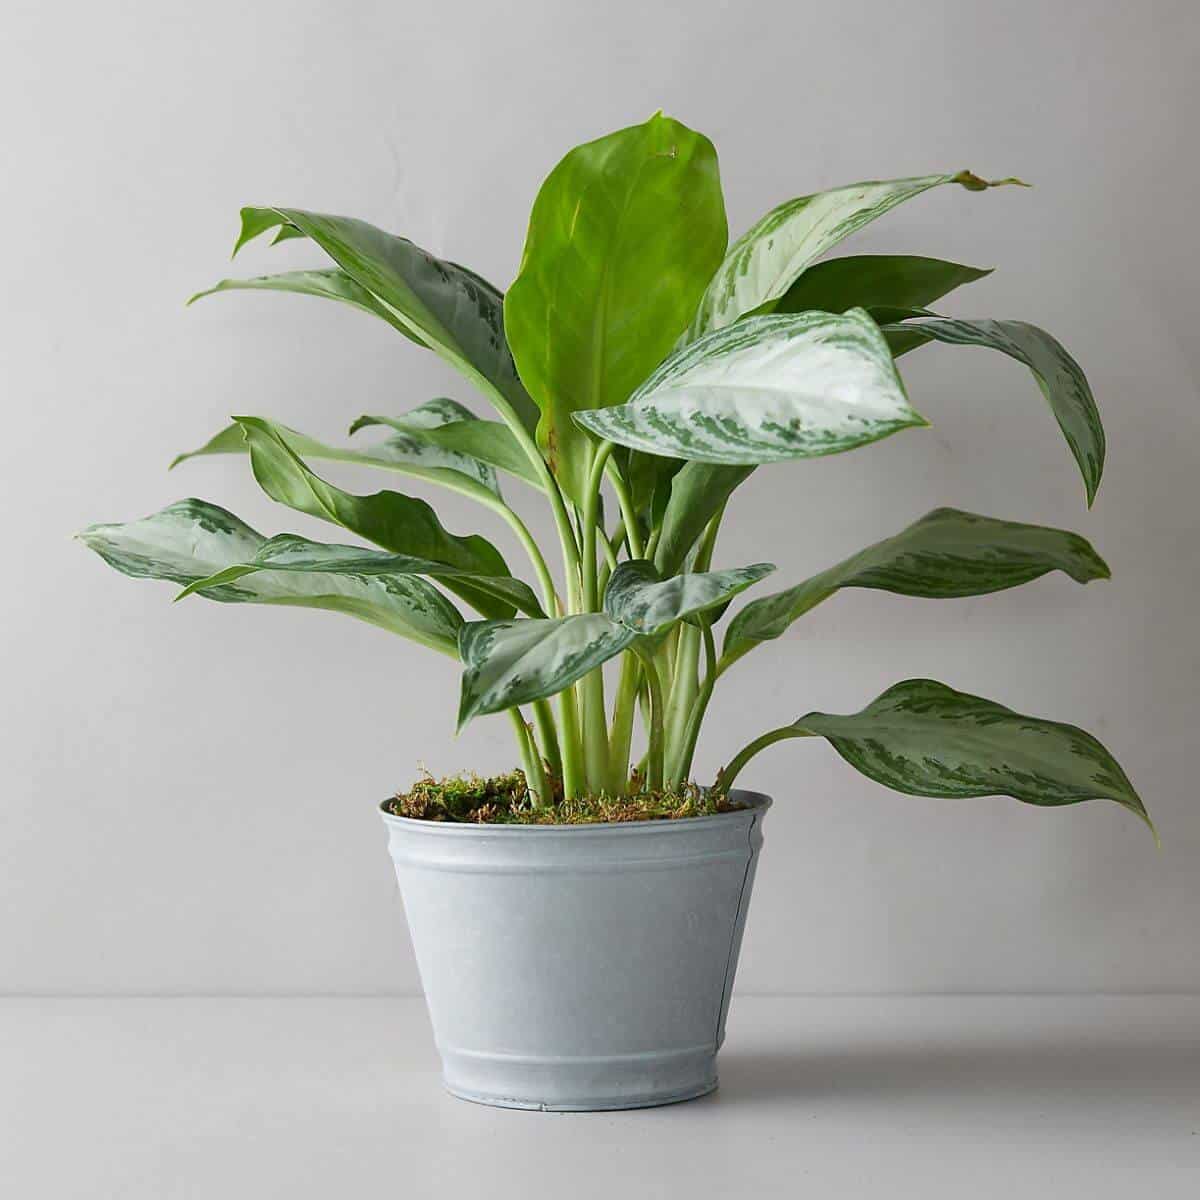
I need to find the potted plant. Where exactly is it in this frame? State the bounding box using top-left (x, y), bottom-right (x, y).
top-left (79, 113), bottom-right (1151, 1111)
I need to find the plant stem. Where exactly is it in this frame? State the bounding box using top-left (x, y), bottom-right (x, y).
top-left (605, 459), bottom-right (644, 559)
top-left (632, 646), bottom-right (666, 790)
top-left (557, 679), bottom-right (586, 800)
top-left (480, 495), bottom-right (559, 615)
top-left (579, 443), bottom-right (616, 793)
top-left (531, 698), bottom-right (562, 779)
top-left (716, 726), bottom-right (811, 794)
top-left (607, 652), bottom-right (641, 787)
top-left (669, 617), bottom-right (716, 784)
top-left (664, 623), bottom-right (700, 777)
top-left (508, 707), bottom-right (549, 808)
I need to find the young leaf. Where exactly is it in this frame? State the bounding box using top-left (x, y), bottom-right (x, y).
top-left (604, 560), bottom-right (775, 636)
top-left (457, 615), bottom-right (636, 728)
top-left (76, 500), bottom-right (462, 654)
top-left (721, 507), bottom-right (1110, 667)
top-left (504, 112), bottom-right (728, 503)
top-left (176, 533), bottom-right (544, 617)
top-left (574, 309), bottom-right (925, 464)
top-left (729, 679), bottom-right (1151, 833)
top-left (774, 255), bottom-right (991, 318)
top-left (171, 415), bottom-right (502, 499)
top-left (233, 416), bottom-right (520, 617)
top-left (187, 268), bottom-right (423, 344)
top-left (879, 312), bottom-right (1105, 505)
top-left (685, 171), bottom-right (1025, 342)
top-left (233, 208), bottom-right (540, 434)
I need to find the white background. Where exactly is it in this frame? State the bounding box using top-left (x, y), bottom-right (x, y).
top-left (4, 0), bottom-right (1198, 996)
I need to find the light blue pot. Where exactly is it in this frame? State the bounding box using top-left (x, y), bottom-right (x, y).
top-left (380, 790), bottom-right (769, 1111)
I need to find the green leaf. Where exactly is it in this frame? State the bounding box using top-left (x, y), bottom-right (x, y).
top-left (685, 171), bottom-right (1025, 342)
top-left (574, 309), bottom-right (925, 464)
top-left (176, 532), bottom-right (544, 617)
top-left (653, 462), bottom-right (756, 576)
top-left (76, 500), bottom-right (462, 654)
top-left (753, 679), bottom-right (1152, 833)
top-left (234, 208), bottom-right (540, 434)
top-left (233, 416), bottom-right (520, 618)
top-left (774, 255), bottom-right (991, 318)
top-left (879, 312), bottom-right (1105, 505)
top-left (186, 267), bottom-right (423, 344)
top-left (504, 112), bottom-right (728, 502)
top-left (722, 507), bottom-right (1110, 667)
top-left (457, 615), bottom-right (635, 728)
top-left (171, 414), bottom-right (502, 500)
top-left (604, 559), bottom-right (775, 635)
top-left (349, 402), bottom-right (541, 489)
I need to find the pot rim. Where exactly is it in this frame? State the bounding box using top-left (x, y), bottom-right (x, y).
top-left (378, 787), bottom-right (771, 836)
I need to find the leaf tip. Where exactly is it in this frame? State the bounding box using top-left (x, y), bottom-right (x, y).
top-left (953, 170), bottom-right (1032, 192)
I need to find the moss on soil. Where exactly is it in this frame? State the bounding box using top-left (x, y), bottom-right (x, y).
top-left (386, 769), bottom-right (740, 825)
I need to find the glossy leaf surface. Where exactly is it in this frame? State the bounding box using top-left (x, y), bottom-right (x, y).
top-left (457, 615), bottom-right (635, 727)
top-left (504, 112), bottom-right (727, 501)
top-left (686, 171), bottom-right (1023, 341)
top-left (764, 679), bottom-right (1151, 831)
top-left (880, 312), bottom-right (1105, 505)
top-left (77, 500), bottom-right (462, 653)
top-left (575, 310), bottom-right (923, 464)
top-left (722, 507), bottom-right (1109, 666)
top-left (604, 559), bottom-right (775, 635)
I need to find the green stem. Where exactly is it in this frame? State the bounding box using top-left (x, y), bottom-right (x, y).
top-left (557, 681), bottom-right (586, 800)
top-left (632, 647), bottom-right (666, 790)
top-left (580, 443), bottom-right (616, 793)
top-left (664, 624), bottom-right (700, 777)
top-left (605, 459), bottom-right (644, 559)
top-left (716, 726), bottom-right (810, 794)
top-left (607, 652), bottom-right (641, 788)
top-left (508, 708), bottom-right (549, 808)
top-left (532, 698), bottom-right (562, 780)
top-left (668, 618), bottom-right (716, 784)
top-left (479, 494), bottom-right (559, 615)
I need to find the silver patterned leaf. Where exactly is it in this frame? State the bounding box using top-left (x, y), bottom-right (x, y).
top-left (234, 208), bottom-right (540, 434)
top-left (77, 500), bottom-right (462, 653)
top-left (574, 309), bottom-right (924, 464)
top-left (763, 679), bottom-right (1152, 833)
top-left (457, 615), bottom-right (635, 728)
top-left (176, 532), bottom-right (544, 617)
top-left (685, 171), bottom-right (1024, 342)
top-left (187, 267), bottom-right (423, 344)
top-left (722, 507), bottom-right (1109, 667)
top-left (879, 312), bottom-right (1105, 505)
top-left (604, 559), bottom-right (775, 635)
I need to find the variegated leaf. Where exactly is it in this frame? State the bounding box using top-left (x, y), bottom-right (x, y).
top-left (752, 679), bottom-right (1152, 832)
top-left (504, 112), bottom-right (728, 503)
top-left (234, 208), bottom-right (540, 434)
top-left (574, 309), bottom-right (925, 464)
top-left (685, 171), bottom-right (1024, 342)
top-left (604, 559), bottom-right (775, 635)
top-left (775, 255), bottom-right (991, 318)
top-left (233, 416), bottom-right (520, 618)
top-left (187, 267), bottom-right (422, 344)
top-left (879, 312), bottom-right (1105, 505)
top-left (349, 401), bottom-right (541, 488)
top-left (457, 615), bottom-right (635, 728)
top-left (171, 414), bottom-right (502, 499)
top-left (176, 532), bottom-right (544, 617)
top-left (722, 507), bottom-right (1109, 667)
top-left (77, 500), bottom-right (462, 653)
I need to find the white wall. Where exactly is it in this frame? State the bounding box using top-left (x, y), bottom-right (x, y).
top-left (4, 0), bottom-right (1198, 995)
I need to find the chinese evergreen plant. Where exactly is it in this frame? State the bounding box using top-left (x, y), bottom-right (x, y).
top-left (79, 113), bottom-right (1151, 832)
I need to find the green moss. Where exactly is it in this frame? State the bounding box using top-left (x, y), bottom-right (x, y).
top-left (386, 770), bottom-right (740, 825)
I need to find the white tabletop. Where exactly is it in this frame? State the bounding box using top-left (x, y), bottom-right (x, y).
top-left (3, 995), bottom-right (1197, 1196)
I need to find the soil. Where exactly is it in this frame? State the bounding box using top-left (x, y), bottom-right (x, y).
top-left (385, 770), bottom-right (742, 825)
